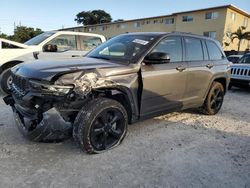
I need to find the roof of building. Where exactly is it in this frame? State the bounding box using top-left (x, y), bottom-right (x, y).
top-left (62, 4), bottom-right (250, 30)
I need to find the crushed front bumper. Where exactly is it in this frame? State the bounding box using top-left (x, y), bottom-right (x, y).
top-left (4, 95), bottom-right (72, 142)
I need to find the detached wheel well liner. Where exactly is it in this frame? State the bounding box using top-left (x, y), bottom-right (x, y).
top-left (95, 87), bottom-right (139, 124)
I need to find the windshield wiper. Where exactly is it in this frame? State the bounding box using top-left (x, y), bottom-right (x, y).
top-left (89, 56), bottom-right (111, 61)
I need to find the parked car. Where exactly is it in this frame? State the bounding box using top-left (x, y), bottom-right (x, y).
top-left (4, 32), bottom-right (230, 154)
top-left (229, 53), bottom-right (250, 89)
top-left (0, 31), bottom-right (106, 93)
top-left (227, 54), bottom-right (243, 64)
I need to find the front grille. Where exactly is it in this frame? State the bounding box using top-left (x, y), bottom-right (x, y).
top-left (231, 67), bottom-right (250, 77)
top-left (11, 73), bottom-right (29, 97)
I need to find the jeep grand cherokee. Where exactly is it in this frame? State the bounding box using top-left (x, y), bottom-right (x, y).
top-left (4, 32), bottom-right (230, 154)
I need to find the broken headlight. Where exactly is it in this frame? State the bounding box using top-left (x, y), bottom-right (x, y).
top-left (29, 80), bottom-right (74, 94)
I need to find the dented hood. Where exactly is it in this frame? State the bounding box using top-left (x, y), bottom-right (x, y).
top-left (0, 38), bottom-right (29, 49)
top-left (12, 57), bottom-right (137, 81)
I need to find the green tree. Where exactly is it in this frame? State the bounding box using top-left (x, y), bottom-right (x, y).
top-left (0, 33), bottom-right (9, 39)
top-left (12, 26), bottom-right (43, 43)
top-left (230, 26), bottom-right (250, 52)
top-left (75, 10), bottom-right (112, 25)
top-left (113, 19), bottom-right (124, 22)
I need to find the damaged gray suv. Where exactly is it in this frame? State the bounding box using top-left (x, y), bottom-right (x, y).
top-left (4, 32), bottom-right (230, 154)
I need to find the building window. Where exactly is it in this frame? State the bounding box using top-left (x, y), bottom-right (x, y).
top-left (99, 26), bottom-right (108, 31)
top-left (165, 18), bottom-right (174, 24)
top-left (121, 24), bottom-right (127, 29)
top-left (243, 17), bottom-right (248, 27)
top-left (146, 20), bottom-right (151, 24)
top-left (182, 16), bottom-right (193, 22)
top-left (205, 12), bottom-right (219, 20)
top-left (203, 31), bottom-right (216, 39)
top-left (153, 20), bottom-right (160, 24)
top-left (134, 22), bottom-right (140, 28)
top-left (230, 12), bottom-right (236, 21)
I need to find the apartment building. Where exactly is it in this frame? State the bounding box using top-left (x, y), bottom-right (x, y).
top-left (62, 5), bottom-right (250, 51)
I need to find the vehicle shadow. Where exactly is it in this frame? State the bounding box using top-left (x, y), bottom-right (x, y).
top-left (229, 86), bottom-right (250, 93)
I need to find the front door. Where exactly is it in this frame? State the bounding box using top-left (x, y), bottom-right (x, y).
top-left (140, 36), bottom-right (187, 116)
top-left (38, 34), bottom-right (84, 59)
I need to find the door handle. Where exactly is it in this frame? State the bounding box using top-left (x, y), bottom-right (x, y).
top-left (206, 64), bottom-right (214, 69)
top-left (72, 55), bottom-right (81, 57)
top-left (176, 66), bottom-right (186, 72)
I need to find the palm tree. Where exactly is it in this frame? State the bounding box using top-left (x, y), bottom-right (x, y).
top-left (230, 26), bottom-right (250, 52)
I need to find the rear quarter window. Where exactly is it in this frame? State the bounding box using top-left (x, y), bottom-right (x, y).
top-left (206, 40), bottom-right (224, 60)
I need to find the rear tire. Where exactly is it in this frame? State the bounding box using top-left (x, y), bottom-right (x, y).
top-left (0, 68), bottom-right (12, 94)
top-left (73, 98), bottom-right (128, 154)
top-left (201, 82), bottom-right (225, 115)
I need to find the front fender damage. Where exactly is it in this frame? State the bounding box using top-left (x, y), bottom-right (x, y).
top-left (74, 73), bottom-right (118, 95)
top-left (56, 72), bottom-right (119, 96)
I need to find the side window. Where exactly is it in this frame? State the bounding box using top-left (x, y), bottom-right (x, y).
top-left (79, 36), bottom-right (102, 51)
top-left (46, 35), bottom-right (77, 52)
top-left (206, 40), bottom-right (223, 60)
top-left (184, 37), bottom-right (203, 61)
top-left (152, 37), bottom-right (182, 62)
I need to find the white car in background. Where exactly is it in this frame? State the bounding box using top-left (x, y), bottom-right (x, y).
top-left (0, 31), bottom-right (106, 93)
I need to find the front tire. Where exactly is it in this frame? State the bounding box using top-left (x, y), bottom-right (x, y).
top-left (201, 82), bottom-right (225, 115)
top-left (0, 68), bottom-right (12, 94)
top-left (73, 98), bottom-right (128, 154)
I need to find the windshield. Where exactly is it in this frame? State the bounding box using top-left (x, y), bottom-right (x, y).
top-left (24, 32), bottom-right (55, 45)
top-left (238, 55), bottom-right (250, 64)
top-left (87, 34), bottom-right (157, 64)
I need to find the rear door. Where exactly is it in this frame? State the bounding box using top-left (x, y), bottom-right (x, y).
top-left (183, 37), bottom-right (214, 105)
top-left (184, 38), bottom-right (227, 106)
top-left (140, 36), bottom-right (188, 116)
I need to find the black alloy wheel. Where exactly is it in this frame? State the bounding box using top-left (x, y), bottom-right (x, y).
top-left (201, 81), bottom-right (225, 115)
top-left (90, 108), bottom-right (126, 151)
top-left (73, 98), bottom-right (128, 154)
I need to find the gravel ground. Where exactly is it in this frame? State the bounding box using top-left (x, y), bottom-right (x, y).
top-left (0, 88), bottom-right (249, 188)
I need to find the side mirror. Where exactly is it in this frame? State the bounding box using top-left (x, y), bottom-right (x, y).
top-left (144, 52), bottom-right (170, 64)
top-left (43, 44), bottom-right (58, 52)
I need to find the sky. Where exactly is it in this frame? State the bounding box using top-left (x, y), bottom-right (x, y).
top-left (0, 0), bottom-right (250, 35)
